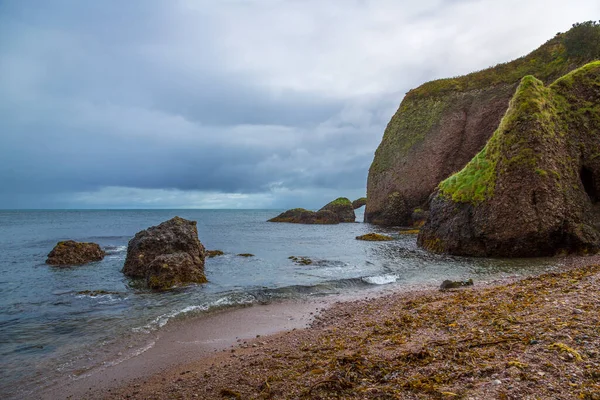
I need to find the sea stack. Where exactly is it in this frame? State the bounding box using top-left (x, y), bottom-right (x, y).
top-left (122, 216), bottom-right (207, 290)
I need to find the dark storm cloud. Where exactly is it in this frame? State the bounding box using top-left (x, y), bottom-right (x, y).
top-left (1, 0), bottom-right (599, 208)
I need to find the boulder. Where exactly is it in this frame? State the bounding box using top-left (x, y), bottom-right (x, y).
top-left (351, 197), bottom-right (367, 209)
top-left (440, 279), bottom-right (474, 290)
top-left (366, 23), bottom-right (600, 226)
top-left (418, 62), bottom-right (600, 257)
top-left (319, 197), bottom-right (355, 222)
top-left (46, 240), bottom-right (105, 266)
top-left (122, 216), bottom-right (207, 289)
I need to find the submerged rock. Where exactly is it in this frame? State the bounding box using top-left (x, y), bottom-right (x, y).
top-left (319, 197), bottom-right (355, 222)
top-left (207, 250), bottom-right (224, 258)
top-left (76, 290), bottom-right (119, 296)
top-left (122, 216), bottom-right (207, 290)
top-left (289, 256), bottom-right (313, 265)
top-left (237, 253), bottom-right (255, 257)
top-left (419, 62), bottom-right (600, 257)
top-left (440, 279), bottom-right (474, 290)
top-left (46, 240), bottom-right (105, 266)
top-left (366, 24), bottom-right (600, 226)
top-left (351, 197), bottom-right (367, 209)
top-left (356, 233), bottom-right (394, 241)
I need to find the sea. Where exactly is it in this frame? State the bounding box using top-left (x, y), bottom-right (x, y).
top-left (0, 209), bottom-right (558, 398)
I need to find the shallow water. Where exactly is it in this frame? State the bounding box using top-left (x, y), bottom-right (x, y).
top-left (0, 209), bottom-right (557, 398)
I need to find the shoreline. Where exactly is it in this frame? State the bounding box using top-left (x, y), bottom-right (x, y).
top-left (36, 254), bottom-right (599, 399)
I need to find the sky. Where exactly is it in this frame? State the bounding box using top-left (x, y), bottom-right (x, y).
top-left (1, 1), bottom-right (598, 209)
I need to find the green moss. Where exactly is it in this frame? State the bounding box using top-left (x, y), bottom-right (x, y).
top-left (356, 233), bottom-right (394, 241)
top-left (438, 61), bottom-right (600, 205)
top-left (439, 75), bottom-right (556, 203)
top-left (371, 96), bottom-right (449, 173)
top-left (328, 197), bottom-right (352, 206)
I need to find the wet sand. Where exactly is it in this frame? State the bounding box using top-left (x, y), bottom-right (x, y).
top-left (40, 298), bottom-right (331, 399)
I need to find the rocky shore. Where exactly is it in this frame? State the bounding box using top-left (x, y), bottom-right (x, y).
top-left (85, 256), bottom-right (600, 400)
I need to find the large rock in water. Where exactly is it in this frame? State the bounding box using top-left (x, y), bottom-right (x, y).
top-left (366, 22), bottom-right (600, 226)
top-left (418, 61), bottom-right (600, 257)
top-left (268, 198), bottom-right (355, 224)
top-left (268, 208), bottom-right (340, 224)
top-left (46, 240), bottom-right (105, 266)
top-left (122, 217), bottom-right (207, 290)
top-left (318, 197), bottom-right (355, 222)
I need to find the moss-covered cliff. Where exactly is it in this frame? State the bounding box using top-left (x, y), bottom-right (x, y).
top-left (418, 61), bottom-right (600, 257)
top-left (366, 21), bottom-right (600, 226)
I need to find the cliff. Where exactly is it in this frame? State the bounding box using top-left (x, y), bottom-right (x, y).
top-left (418, 61), bottom-right (600, 256)
top-left (366, 22), bottom-right (600, 226)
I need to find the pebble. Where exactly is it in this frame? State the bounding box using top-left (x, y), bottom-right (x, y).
top-left (493, 379), bottom-right (502, 385)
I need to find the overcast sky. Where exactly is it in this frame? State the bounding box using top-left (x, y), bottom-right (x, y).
top-left (1, 1), bottom-right (598, 209)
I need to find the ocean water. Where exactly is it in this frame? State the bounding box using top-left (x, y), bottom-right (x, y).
top-left (0, 209), bottom-right (557, 398)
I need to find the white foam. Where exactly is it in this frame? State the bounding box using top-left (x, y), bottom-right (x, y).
top-left (132, 305), bottom-right (209, 333)
top-left (362, 274), bottom-right (398, 285)
top-left (105, 245), bottom-right (127, 254)
top-left (131, 294), bottom-right (257, 333)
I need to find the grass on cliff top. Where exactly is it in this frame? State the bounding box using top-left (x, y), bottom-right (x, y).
top-left (370, 22), bottom-right (600, 175)
top-left (408, 21), bottom-right (600, 99)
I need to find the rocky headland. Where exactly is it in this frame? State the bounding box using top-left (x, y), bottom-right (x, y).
top-left (419, 61), bottom-right (600, 257)
top-left (122, 216), bottom-right (207, 290)
top-left (366, 22), bottom-right (600, 227)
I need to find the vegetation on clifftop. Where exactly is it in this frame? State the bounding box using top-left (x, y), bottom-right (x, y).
top-left (370, 22), bottom-right (600, 175)
top-left (408, 21), bottom-right (600, 99)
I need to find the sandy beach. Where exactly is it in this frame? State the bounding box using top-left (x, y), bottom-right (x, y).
top-left (36, 255), bottom-right (600, 400)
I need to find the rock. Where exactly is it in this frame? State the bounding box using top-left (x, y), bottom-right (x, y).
top-left (319, 197), bottom-right (355, 222)
top-left (411, 208), bottom-right (429, 227)
top-left (419, 62), bottom-right (600, 257)
top-left (440, 279), bottom-right (474, 290)
top-left (207, 250), bottom-right (224, 258)
top-left (237, 253), bottom-right (254, 257)
top-left (289, 256), bottom-right (312, 265)
top-left (146, 253), bottom-right (206, 290)
top-left (268, 208), bottom-right (340, 224)
top-left (46, 240), bottom-right (105, 266)
top-left (356, 233), bottom-right (394, 241)
top-left (366, 24), bottom-right (600, 226)
top-left (351, 197), bottom-right (367, 209)
top-left (122, 216), bottom-right (207, 290)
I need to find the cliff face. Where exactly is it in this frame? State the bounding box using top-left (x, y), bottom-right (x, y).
top-left (418, 61), bottom-right (600, 257)
top-left (366, 22), bottom-right (600, 226)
